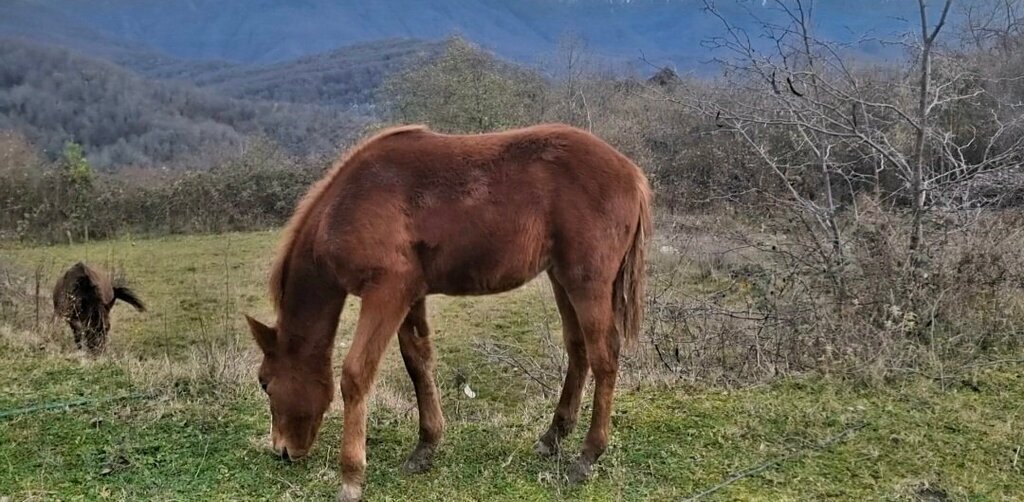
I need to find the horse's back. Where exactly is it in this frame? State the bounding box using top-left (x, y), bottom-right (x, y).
top-left (53, 262), bottom-right (115, 316)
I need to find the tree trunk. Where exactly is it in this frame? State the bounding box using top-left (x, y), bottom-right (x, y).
top-left (909, 0), bottom-right (953, 261)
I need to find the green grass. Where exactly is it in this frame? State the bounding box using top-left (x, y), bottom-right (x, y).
top-left (1, 232), bottom-right (1022, 500)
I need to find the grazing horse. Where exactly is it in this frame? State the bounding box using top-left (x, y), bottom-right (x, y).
top-left (53, 262), bottom-right (146, 353)
top-left (245, 123), bottom-right (651, 501)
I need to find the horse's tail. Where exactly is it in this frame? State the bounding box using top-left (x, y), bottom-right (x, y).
top-left (613, 172), bottom-right (652, 350)
top-left (113, 286), bottom-right (146, 312)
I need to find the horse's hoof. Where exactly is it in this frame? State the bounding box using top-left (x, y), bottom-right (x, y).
top-left (401, 442), bottom-right (436, 474)
top-left (533, 439), bottom-right (556, 457)
top-left (337, 484), bottom-right (363, 502)
top-left (567, 459), bottom-right (592, 484)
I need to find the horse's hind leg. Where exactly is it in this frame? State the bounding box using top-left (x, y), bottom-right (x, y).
top-left (338, 282), bottom-right (415, 502)
top-left (84, 329), bottom-right (107, 355)
top-left (535, 272), bottom-right (589, 456)
top-left (85, 332), bottom-right (102, 354)
top-left (398, 298), bottom-right (444, 474)
top-left (84, 313), bottom-right (110, 354)
top-left (563, 282), bottom-right (620, 484)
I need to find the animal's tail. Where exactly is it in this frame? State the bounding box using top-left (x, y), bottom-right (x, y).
top-left (114, 286), bottom-right (146, 312)
top-left (613, 172), bottom-right (653, 350)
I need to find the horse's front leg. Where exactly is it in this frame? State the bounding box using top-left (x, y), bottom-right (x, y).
top-left (338, 283), bottom-right (414, 502)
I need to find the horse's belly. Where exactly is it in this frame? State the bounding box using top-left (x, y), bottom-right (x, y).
top-left (414, 195), bottom-right (553, 296)
top-left (422, 238), bottom-right (551, 296)
top-left (429, 276), bottom-right (536, 296)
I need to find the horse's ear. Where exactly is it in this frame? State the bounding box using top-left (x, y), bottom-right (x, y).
top-left (245, 315), bottom-right (276, 354)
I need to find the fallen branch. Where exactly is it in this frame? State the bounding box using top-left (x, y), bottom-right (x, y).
top-left (472, 339), bottom-right (559, 396)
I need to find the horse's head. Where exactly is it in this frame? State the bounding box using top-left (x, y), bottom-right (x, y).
top-left (245, 315), bottom-right (333, 461)
top-left (66, 299), bottom-right (112, 352)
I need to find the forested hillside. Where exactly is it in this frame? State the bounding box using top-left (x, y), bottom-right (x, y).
top-left (190, 39), bottom-right (446, 108)
top-left (0, 38), bottom-right (368, 168)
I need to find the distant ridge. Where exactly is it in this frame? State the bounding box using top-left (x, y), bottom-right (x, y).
top-left (0, 0), bottom-right (916, 70)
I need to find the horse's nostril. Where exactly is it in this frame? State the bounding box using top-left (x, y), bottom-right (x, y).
top-left (280, 447), bottom-right (290, 461)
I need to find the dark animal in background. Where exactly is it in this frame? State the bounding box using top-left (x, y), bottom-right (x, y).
top-left (52, 262), bottom-right (145, 353)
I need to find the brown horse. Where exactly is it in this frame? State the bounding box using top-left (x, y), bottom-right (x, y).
top-left (53, 262), bottom-right (146, 353)
top-left (245, 123), bottom-right (651, 501)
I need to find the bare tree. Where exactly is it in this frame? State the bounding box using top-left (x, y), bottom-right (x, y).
top-left (961, 0), bottom-right (1024, 53)
top-left (548, 32), bottom-right (595, 130)
top-left (909, 0), bottom-right (954, 254)
top-left (669, 0), bottom-right (1024, 271)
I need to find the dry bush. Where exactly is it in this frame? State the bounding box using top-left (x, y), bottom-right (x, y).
top-left (0, 258), bottom-right (67, 351)
top-left (846, 202), bottom-right (1024, 372)
top-left (117, 333), bottom-right (259, 400)
top-left (632, 204), bottom-right (1024, 387)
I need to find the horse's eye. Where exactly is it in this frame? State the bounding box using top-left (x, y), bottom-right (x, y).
top-left (259, 379), bottom-right (269, 393)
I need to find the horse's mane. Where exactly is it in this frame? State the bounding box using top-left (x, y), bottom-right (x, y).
top-left (269, 124), bottom-right (428, 311)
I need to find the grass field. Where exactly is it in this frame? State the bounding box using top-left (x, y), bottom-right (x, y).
top-left (1, 232), bottom-right (1022, 500)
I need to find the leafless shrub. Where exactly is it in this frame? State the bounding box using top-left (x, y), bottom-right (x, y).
top-left (614, 0), bottom-right (1024, 385)
top-left (118, 333), bottom-right (259, 400)
top-left (634, 202), bottom-right (1024, 387)
top-left (0, 259), bottom-right (68, 351)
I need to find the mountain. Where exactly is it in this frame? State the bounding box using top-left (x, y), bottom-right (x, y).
top-left (0, 38), bottom-right (367, 168)
top-left (189, 39), bottom-right (447, 109)
top-left (2, 0), bottom-right (919, 71)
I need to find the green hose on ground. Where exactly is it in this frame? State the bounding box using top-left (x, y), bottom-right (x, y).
top-left (0, 391), bottom-right (154, 420)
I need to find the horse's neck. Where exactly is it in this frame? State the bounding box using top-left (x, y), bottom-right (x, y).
top-left (277, 268), bottom-right (345, 358)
